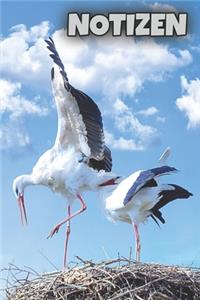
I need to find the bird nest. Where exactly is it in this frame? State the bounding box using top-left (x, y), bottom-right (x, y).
top-left (2, 257), bottom-right (200, 300)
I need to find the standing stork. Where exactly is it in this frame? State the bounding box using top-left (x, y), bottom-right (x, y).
top-left (103, 164), bottom-right (193, 262)
top-left (13, 37), bottom-right (119, 267)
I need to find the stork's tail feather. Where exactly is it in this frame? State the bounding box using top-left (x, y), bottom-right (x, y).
top-left (150, 184), bottom-right (193, 225)
top-left (151, 210), bottom-right (165, 225)
top-left (98, 176), bottom-right (121, 187)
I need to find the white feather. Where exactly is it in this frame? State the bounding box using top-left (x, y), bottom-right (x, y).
top-left (158, 147), bottom-right (171, 165)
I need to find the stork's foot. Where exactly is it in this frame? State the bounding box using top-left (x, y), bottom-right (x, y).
top-left (47, 194), bottom-right (86, 240)
top-left (47, 224), bottom-right (61, 238)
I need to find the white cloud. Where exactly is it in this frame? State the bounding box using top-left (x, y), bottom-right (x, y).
top-left (1, 23), bottom-right (191, 95)
top-left (137, 106), bottom-right (159, 117)
top-left (0, 21), bottom-right (51, 150)
top-left (1, 21), bottom-right (192, 95)
top-left (0, 21), bottom-right (51, 87)
top-left (1, 21), bottom-right (193, 151)
top-left (113, 98), bottom-right (129, 113)
top-left (0, 79), bottom-right (48, 149)
top-left (108, 99), bottom-right (160, 150)
top-left (79, 37), bottom-right (192, 99)
top-left (113, 99), bottom-right (156, 138)
top-left (0, 24), bottom-right (90, 90)
top-left (0, 79), bottom-right (48, 119)
top-left (191, 45), bottom-right (200, 54)
top-left (10, 21), bottom-right (50, 42)
top-left (52, 29), bottom-right (89, 65)
top-left (0, 123), bottom-right (30, 149)
top-left (149, 2), bottom-right (177, 12)
top-left (156, 116), bottom-right (166, 123)
top-left (176, 76), bottom-right (200, 129)
top-left (105, 131), bottom-right (144, 151)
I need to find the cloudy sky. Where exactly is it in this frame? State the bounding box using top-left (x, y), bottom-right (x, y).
top-left (1, 1), bottom-right (200, 274)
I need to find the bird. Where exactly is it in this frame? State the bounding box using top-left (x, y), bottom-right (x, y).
top-left (102, 163), bottom-right (193, 263)
top-left (13, 37), bottom-right (119, 267)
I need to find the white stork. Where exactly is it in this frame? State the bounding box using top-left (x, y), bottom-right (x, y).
top-left (103, 164), bottom-right (193, 262)
top-left (13, 37), bottom-right (119, 267)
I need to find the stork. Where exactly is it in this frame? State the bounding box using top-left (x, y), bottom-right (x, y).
top-left (13, 37), bottom-right (119, 267)
top-left (103, 163), bottom-right (193, 262)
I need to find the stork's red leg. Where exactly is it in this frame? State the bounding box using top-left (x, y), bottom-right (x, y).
top-left (63, 205), bottom-right (71, 268)
top-left (132, 222), bottom-right (141, 263)
top-left (47, 194), bottom-right (87, 238)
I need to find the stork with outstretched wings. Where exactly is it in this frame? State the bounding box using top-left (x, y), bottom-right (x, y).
top-left (13, 37), bottom-right (119, 267)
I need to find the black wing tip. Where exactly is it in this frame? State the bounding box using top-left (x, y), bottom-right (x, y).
top-left (163, 165), bottom-right (178, 172)
top-left (45, 37), bottom-right (68, 82)
top-left (49, 36), bottom-right (54, 44)
top-left (45, 37), bottom-right (62, 64)
top-left (151, 210), bottom-right (165, 225)
top-left (172, 167), bottom-right (179, 173)
top-left (152, 165), bottom-right (179, 176)
top-left (169, 184), bottom-right (193, 198)
top-left (45, 36), bottom-right (55, 45)
top-left (185, 191), bottom-right (193, 198)
top-left (151, 186), bottom-right (193, 225)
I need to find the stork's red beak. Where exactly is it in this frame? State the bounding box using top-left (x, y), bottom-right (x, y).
top-left (18, 193), bottom-right (28, 225)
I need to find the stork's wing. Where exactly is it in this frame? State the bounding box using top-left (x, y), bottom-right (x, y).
top-left (46, 38), bottom-right (112, 170)
top-left (153, 184), bottom-right (193, 211)
top-left (150, 184), bottom-right (193, 224)
top-left (123, 166), bottom-right (177, 205)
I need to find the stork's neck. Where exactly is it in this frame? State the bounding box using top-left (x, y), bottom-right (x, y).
top-left (21, 174), bottom-right (38, 188)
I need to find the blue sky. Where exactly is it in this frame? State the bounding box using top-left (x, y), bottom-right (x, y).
top-left (1, 1), bottom-right (200, 276)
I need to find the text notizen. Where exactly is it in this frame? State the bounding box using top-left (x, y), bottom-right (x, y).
top-left (67, 12), bottom-right (188, 37)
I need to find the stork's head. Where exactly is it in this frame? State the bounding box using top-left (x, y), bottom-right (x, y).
top-left (13, 175), bottom-right (28, 226)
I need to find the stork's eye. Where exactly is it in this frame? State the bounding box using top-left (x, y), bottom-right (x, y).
top-left (15, 187), bottom-right (19, 196)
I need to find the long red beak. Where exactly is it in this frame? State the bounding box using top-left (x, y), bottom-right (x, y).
top-left (18, 193), bottom-right (28, 225)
